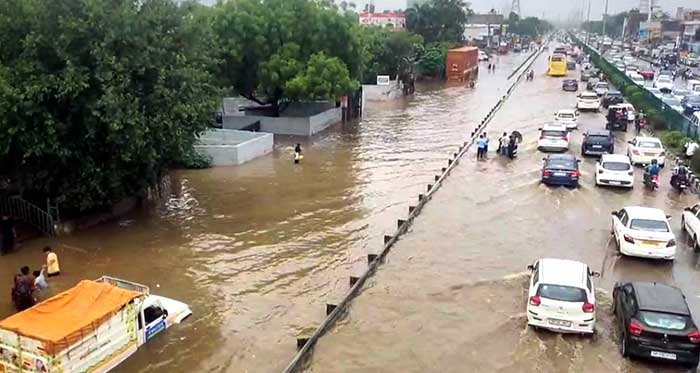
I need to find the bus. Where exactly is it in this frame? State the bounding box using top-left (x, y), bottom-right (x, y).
top-left (547, 53), bottom-right (568, 77)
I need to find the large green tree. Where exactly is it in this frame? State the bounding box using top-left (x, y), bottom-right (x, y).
top-left (0, 0), bottom-right (218, 211)
top-left (212, 0), bottom-right (362, 115)
top-left (405, 0), bottom-right (471, 44)
top-left (359, 28), bottom-right (423, 84)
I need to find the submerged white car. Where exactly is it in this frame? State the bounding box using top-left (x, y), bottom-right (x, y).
top-left (526, 258), bottom-right (598, 334)
top-left (627, 136), bottom-right (665, 166)
top-left (554, 109), bottom-right (579, 129)
top-left (595, 154), bottom-right (634, 188)
top-left (611, 206), bottom-right (676, 260)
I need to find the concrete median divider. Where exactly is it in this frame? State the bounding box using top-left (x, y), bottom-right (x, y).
top-left (282, 42), bottom-right (548, 373)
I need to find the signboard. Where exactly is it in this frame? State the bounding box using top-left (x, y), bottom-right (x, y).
top-left (376, 75), bottom-right (390, 85)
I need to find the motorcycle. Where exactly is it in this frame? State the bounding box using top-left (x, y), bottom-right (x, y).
top-left (644, 174), bottom-right (659, 190)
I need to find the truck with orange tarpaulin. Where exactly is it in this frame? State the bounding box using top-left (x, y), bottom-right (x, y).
top-left (445, 46), bottom-right (479, 82)
top-left (0, 277), bottom-right (191, 373)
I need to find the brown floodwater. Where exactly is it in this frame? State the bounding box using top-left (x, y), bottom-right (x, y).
top-left (307, 51), bottom-right (700, 372)
top-left (0, 54), bottom-right (530, 372)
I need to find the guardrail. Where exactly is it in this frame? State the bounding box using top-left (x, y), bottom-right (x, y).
top-left (281, 42), bottom-right (548, 373)
top-left (570, 33), bottom-right (698, 138)
top-left (0, 196), bottom-right (56, 236)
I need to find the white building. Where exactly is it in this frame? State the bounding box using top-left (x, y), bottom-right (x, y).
top-left (359, 11), bottom-right (406, 30)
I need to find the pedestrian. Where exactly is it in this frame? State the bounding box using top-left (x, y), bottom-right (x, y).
top-left (12, 266), bottom-right (36, 311)
top-left (33, 266), bottom-right (48, 291)
top-left (294, 143), bottom-right (302, 164)
top-left (476, 134), bottom-right (487, 160)
top-left (1, 215), bottom-right (15, 255)
top-left (497, 132), bottom-right (508, 155)
top-left (43, 246), bottom-right (60, 277)
top-left (488, 63), bottom-right (492, 70)
top-left (507, 135), bottom-right (518, 159)
top-left (483, 132), bottom-right (490, 157)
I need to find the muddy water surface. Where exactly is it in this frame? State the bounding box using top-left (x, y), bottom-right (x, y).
top-left (0, 54), bottom-right (529, 372)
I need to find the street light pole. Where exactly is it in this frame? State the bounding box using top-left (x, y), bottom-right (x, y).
top-left (602, 0), bottom-right (609, 37)
top-left (585, 0), bottom-right (592, 44)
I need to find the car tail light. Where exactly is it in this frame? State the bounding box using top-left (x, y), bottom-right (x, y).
top-left (689, 329), bottom-right (700, 343)
top-left (623, 234), bottom-right (635, 243)
top-left (667, 239), bottom-right (676, 247)
top-left (628, 320), bottom-right (644, 336)
top-left (582, 302), bottom-right (595, 313)
top-left (628, 171), bottom-right (634, 176)
top-left (571, 171), bottom-right (579, 178)
top-left (598, 169), bottom-right (604, 174)
top-left (539, 135), bottom-right (545, 140)
top-left (632, 149), bottom-right (640, 155)
top-left (529, 295), bottom-right (541, 306)
top-left (543, 170), bottom-right (551, 177)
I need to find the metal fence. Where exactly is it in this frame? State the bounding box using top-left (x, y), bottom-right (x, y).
top-left (573, 34), bottom-right (698, 138)
top-left (0, 196), bottom-right (56, 236)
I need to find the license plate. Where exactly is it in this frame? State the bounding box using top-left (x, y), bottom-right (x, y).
top-left (650, 351), bottom-right (676, 360)
top-left (554, 172), bottom-right (566, 177)
top-left (609, 181), bottom-right (621, 185)
top-left (548, 319), bottom-right (572, 327)
top-left (644, 153), bottom-right (656, 157)
top-left (641, 240), bottom-right (660, 246)
top-left (592, 145), bottom-right (602, 148)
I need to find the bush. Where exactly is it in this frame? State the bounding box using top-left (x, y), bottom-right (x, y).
top-left (177, 147), bottom-right (212, 169)
top-left (660, 131), bottom-right (689, 151)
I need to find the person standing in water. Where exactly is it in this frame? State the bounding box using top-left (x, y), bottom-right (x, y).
top-left (294, 143), bottom-right (302, 164)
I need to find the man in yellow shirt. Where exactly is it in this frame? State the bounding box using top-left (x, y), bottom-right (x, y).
top-left (44, 246), bottom-right (60, 277)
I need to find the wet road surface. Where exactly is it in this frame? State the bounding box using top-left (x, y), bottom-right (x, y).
top-left (0, 54), bottom-right (533, 372)
top-left (307, 51), bottom-right (700, 372)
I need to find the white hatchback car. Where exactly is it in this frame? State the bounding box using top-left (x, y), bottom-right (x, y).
top-left (577, 91), bottom-right (600, 111)
top-left (554, 109), bottom-right (579, 129)
top-left (596, 154), bottom-right (634, 188)
top-left (537, 124), bottom-right (569, 152)
top-left (627, 136), bottom-right (665, 166)
top-left (654, 76), bottom-right (674, 91)
top-left (611, 206), bottom-right (676, 260)
top-left (526, 258), bottom-right (598, 334)
top-left (682, 203), bottom-right (700, 252)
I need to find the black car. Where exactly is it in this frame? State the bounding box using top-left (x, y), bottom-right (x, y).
top-left (682, 95), bottom-right (700, 114)
top-left (581, 129), bottom-right (614, 156)
top-left (602, 91), bottom-right (623, 108)
top-left (613, 282), bottom-right (700, 369)
top-left (541, 154), bottom-right (580, 187)
top-left (562, 79), bottom-right (578, 91)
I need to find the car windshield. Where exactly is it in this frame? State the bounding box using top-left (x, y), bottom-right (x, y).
top-left (602, 161), bottom-right (630, 171)
top-left (542, 130), bottom-right (566, 138)
top-left (637, 141), bottom-right (661, 149)
top-left (629, 219), bottom-right (669, 232)
top-left (674, 90), bottom-right (690, 96)
top-left (596, 83), bottom-right (609, 89)
top-left (559, 113), bottom-right (574, 118)
top-left (663, 97), bottom-right (681, 106)
top-left (639, 311), bottom-right (688, 331)
top-left (688, 96), bottom-right (700, 103)
top-left (582, 94), bottom-right (598, 100)
top-left (537, 284), bottom-right (587, 302)
top-left (658, 78), bottom-right (672, 84)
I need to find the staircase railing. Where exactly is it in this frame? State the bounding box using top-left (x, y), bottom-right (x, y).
top-left (0, 196), bottom-right (56, 236)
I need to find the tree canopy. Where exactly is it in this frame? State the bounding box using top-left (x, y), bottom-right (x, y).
top-left (0, 0), bottom-right (218, 212)
top-left (358, 28), bottom-right (423, 84)
top-left (211, 0), bottom-right (362, 114)
top-left (406, 0), bottom-right (471, 44)
top-left (507, 13), bottom-right (551, 37)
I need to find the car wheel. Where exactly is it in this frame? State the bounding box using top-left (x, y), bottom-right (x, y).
top-left (621, 334), bottom-right (629, 357)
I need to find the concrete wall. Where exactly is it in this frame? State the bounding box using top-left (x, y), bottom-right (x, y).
top-left (221, 107), bottom-right (341, 136)
top-left (195, 129), bottom-right (273, 166)
top-left (362, 81), bottom-right (403, 101)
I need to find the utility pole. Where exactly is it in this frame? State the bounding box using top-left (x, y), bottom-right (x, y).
top-left (585, 0), bottom-right (592, 45)
top-left (602, 0), bottom-right (609, 37)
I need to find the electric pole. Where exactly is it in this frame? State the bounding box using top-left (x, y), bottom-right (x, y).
top-left (602, 0), bottom-right (609, 37)
top-left (586, 0), bottom-right (592, 44)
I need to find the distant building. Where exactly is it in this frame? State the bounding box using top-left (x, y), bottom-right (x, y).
top-left (681, 20), bottom-right (700, 43)
top-left (464, 13), bottom-right (505, 47)
top-left (359, 11), bottom-right (406, 30)
top-left (677, 8), bottom-right (700, 21)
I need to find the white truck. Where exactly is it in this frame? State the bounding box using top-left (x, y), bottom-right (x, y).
top-left (0, 277), bottom-right (191, 373)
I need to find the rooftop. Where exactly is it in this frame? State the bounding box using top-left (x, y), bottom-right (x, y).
top-left (632, 282), bottom-right (690, 315)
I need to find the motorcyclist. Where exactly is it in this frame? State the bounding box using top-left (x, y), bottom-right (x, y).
top-left (644, 159), bottom-right (661, 187)
top-left (671, 161), bottom-right (689, 188)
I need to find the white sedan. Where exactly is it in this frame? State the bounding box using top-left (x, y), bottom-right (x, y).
top-left (653, 76), bottom-right (674, 91)
top-left (554, 109), bottom-right (579, 129)
top-left (682, 203), bottom-right (700, 252)
top-left (626, 136), bottom-right (665, 166)
top-left (526, 258), bottom-right (598, 334)
top-left (595, 154), bottom-right (634, 188)
top-left (629, 73), bottom-right (645, 86)
top-left (577, 91), bottom-right (600, 111)
top-left (611, 206), bottom-right (676, 260)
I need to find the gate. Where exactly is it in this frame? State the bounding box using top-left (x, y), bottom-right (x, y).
top-left (0, 196), bottom-right (56, 236)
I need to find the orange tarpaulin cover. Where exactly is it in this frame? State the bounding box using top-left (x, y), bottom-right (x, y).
top-left (0, 280), bottom-right (142, 355)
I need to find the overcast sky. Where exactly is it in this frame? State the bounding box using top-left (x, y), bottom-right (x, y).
top-left (369, 0), bottom-right (698, 20)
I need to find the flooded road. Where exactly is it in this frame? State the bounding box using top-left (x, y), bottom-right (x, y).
top-left (0, 54), bottom-right (531, 371)
top-left (308, 52), bottom-right (700, 372)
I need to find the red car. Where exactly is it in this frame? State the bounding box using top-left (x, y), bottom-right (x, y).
top-left (639, 69), bottom-right (655, 80)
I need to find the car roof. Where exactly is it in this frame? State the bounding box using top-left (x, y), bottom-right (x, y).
top-left (542, 123), bottom-right (567, 130)
top-left (546, 153), bottom-right (576, 161)
top-left (601, 154), bottom-right (630, 163)
top-left (623, 206), bottom-right (668, 220)
top-left (607, 90), bottom-right (622, 95)
top-left (630, 282), bottom-right (690, 315)
top-left (633, 136), bottom-right (661, 143)
top-left (557, 109), bottom-right (576, 114)
top-left (538, 258), bottom-right (588, 287)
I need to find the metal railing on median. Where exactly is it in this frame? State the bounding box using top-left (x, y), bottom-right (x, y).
top-left (0, 196), bottom-right (56, 236)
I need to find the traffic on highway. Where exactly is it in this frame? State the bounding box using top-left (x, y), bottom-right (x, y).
top-left (307, 34), bottom-right (700, 372)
